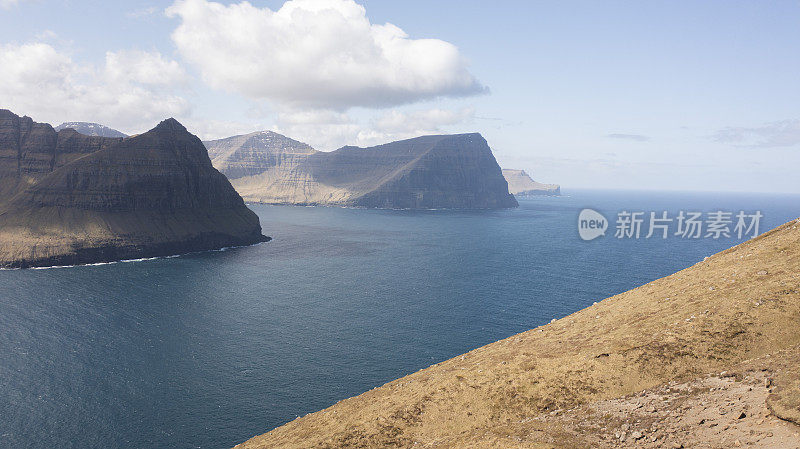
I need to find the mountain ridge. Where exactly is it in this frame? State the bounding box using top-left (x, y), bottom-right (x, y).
top-left (205, 130), bottom-right (318, 181)
top-left (206, 131), bottom-right (518, 209)
top-left (54, 121), bottom-right (127, 138)
top-left (0, 109), bottom-right (123, 199)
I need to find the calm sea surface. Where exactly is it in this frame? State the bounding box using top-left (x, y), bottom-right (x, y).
top-left (1, 189), bottom-right (798, 448)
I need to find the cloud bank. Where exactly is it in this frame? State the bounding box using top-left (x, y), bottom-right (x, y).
top-left (605, 133), bottom-right (650, 142)
top-left (273, 107), bottom-right (475, 150)
top-left (166, 0), bottom-right (486, 110)
top-left (0, 43), bottom-right (189, 132)
top-left (0, 0), bottom-right (25, 10)
top-left (714, 120), bottom-right (800, 148)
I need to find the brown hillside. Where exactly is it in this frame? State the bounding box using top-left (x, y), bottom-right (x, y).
top-left (236, 217), bottom-right (800, 448)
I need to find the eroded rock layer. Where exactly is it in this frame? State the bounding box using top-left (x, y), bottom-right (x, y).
top-left (0, 109), bottom-right (123, 198)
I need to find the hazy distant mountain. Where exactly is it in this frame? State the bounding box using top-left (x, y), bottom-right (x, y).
top-left (205, 132), bottom-right (518, 209)
top-left (204, 131), bottom-right (318, 180)
top-left (55, 121), bottom-right (127, 138)
top-left (0, 110), bottom-right (267, 268)
top-left (502, 169), bottom-right (560, 196)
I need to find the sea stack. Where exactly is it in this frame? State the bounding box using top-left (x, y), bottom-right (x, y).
top-left (0, 111), bottom-right (268, 268)
top-left (206, 132), bottom-right (518, 209)
top-left (502, 169), bottom-right (560, 196)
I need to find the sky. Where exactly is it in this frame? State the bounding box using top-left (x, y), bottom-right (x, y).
top-left (1, 0), bottom-right (799, 193)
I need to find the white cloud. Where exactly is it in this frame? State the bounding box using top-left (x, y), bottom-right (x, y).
top-left (34, 30), bottom-right (58, 41)
top-left (0, 0), bottom-right (25, 10)
top-left (605, 133), bottom-right (650, 142)
top-left (714, 119), bottom-right (800, 148)
top-left (279, 109), bottom-right (353, 127)
top-left (0, 42), bottom-right (189, 133)
top-left (185, 118), bottom-right (272, 141)
top-left (104, 49), bottom-right (188, 86)
top-left (273, 107), bottom-right (475, 150)
top-left (353, 107), bottom-right (475, 147)
top-left (372, 108), bottom-right (474, 135)
top-left (274, 110), bottom-right (362, 150)
top-left (126, 6), bottom-right (160, 19)
top-left (166, 0), bottom-right (486, 110)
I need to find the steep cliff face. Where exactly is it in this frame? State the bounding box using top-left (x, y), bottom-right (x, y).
top-left (502, 169), bottom-right (560, 196)
top-left (206, 132), bottom-right (518, 209)
top-left (0, 110), bottom-right (122, 198)
top-left (0, 114), bottom-right (268, 268)
top-left (54, 121), bottom-right (128, 138)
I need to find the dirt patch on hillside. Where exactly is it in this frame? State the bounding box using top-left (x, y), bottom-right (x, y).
top-left (545, 364), bottom-right (800, 448)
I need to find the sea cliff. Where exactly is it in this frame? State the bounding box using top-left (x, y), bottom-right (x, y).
top-left (0, 111), bottom-right (268, 268)
top-left (206, 133), bottom-right (518, 209)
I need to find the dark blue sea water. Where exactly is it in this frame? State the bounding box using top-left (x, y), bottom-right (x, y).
top-left (1, 189), bottom-right (798, 449)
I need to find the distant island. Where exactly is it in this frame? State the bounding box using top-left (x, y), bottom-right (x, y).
top-left (502, 168), bottom-right (560, 196)
top-left (205, 132), bottom-right (518, 209)
top-left (0, 110), bottom-right (268, 269)
top-left (54, 121), bottom-right (128, 138)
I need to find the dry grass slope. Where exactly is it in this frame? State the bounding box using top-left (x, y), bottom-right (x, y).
top-left (236, 218), bottom-right (800, 448)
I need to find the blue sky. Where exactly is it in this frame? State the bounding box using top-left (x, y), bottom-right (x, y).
top-left (1, 0), bottom-right (799, 193)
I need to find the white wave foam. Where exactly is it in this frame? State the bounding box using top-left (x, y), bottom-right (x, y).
top-left (0, 240), bottom-right (269, 271)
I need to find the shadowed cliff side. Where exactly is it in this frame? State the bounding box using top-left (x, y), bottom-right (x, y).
top-left (236, 218), bottom-right (800, 448)
top-left (0, 116), bottom-right (268, 268)
top-left (206, 133), bottom-right (518, 209)
top-left (0, 109), bottom-right (123, 199)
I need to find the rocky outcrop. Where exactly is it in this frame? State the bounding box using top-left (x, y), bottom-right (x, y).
top-left (55, 121), bottom-right (128, 138)
top-left (0, 112), bottom-right (268, 268)
top-left (502, 169), bottom-right (560, 196)
top-left (206, 132), bottom-right (518, 209)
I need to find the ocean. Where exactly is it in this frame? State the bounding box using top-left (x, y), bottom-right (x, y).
top-left (1, 189), bottom-right (798, 448)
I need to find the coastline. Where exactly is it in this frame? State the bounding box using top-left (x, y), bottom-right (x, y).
top-left (0, 235), bottom-right (271, 270)
top-left (245, 201), bottom-right (523, 211)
